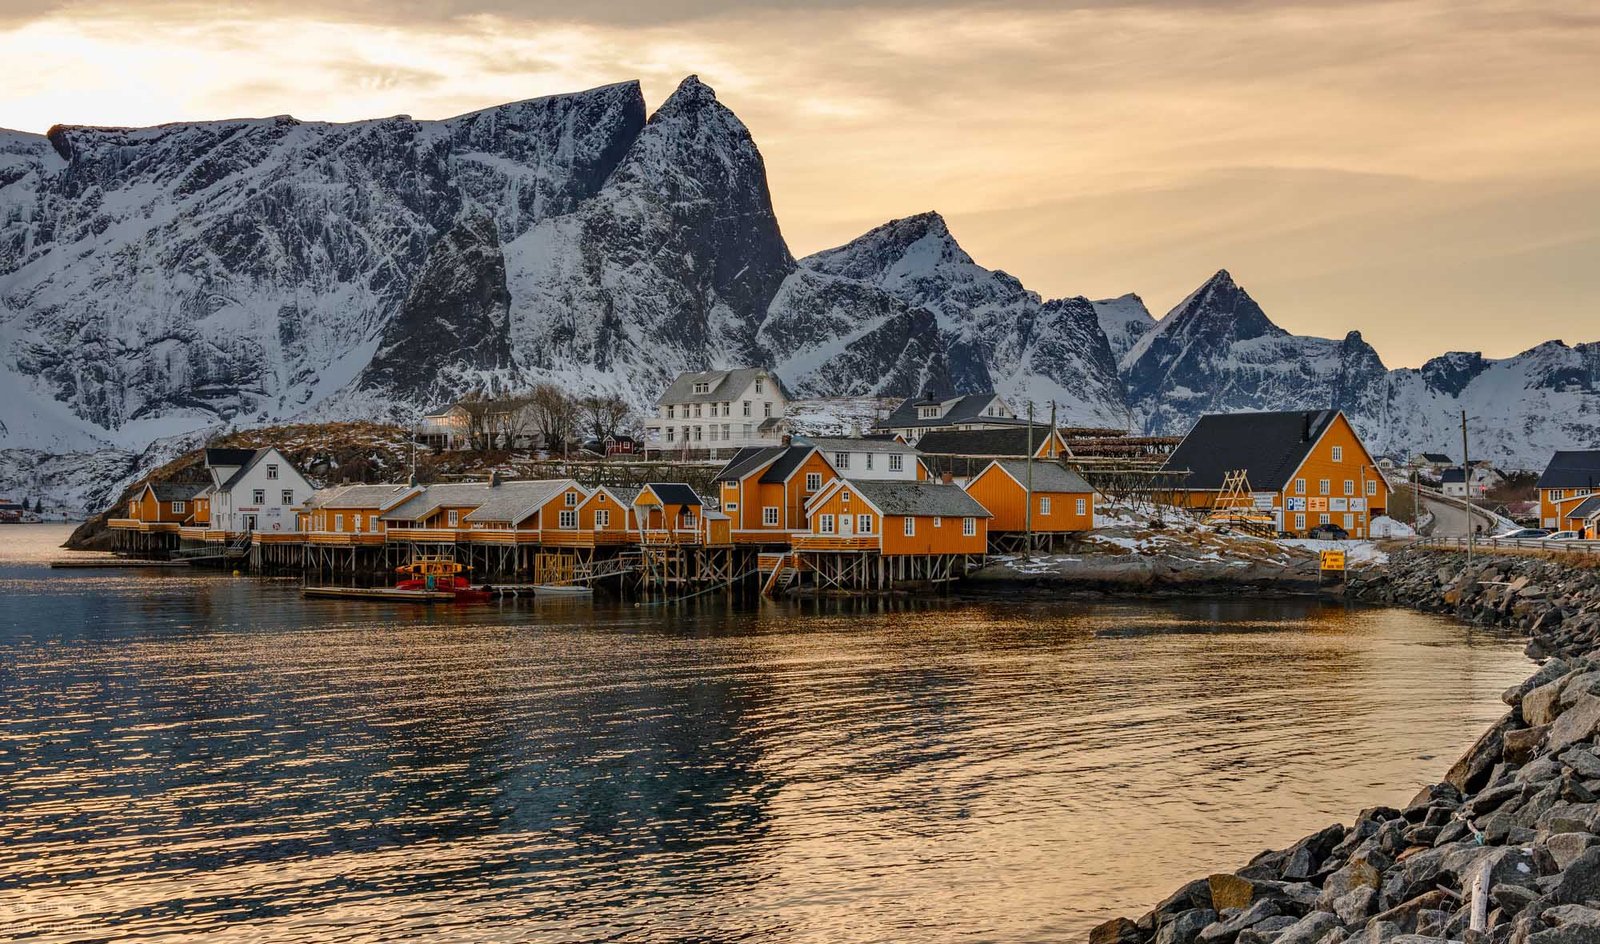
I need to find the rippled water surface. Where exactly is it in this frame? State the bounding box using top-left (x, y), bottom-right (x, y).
top-left (1, 525), bottom-right (1530, 942)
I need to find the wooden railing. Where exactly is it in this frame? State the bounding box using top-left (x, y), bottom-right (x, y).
top-left (791, 534), bottom-right (881, 552)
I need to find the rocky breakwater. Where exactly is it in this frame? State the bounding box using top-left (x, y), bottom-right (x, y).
top-left (1092, 549), bottom-right (1600, 944)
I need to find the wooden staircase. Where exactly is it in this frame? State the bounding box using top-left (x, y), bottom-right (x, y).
top-left (762, 553), bottom-right (798, 598)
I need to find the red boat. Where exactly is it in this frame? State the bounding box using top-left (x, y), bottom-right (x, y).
top-left (394, 558), bottom-right (491, 602)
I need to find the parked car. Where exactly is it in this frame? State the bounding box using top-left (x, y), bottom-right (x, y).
top-left (1547, 531), bottom-right (1582, 541)
top-left (1307, 523), bottom-right (1349, 540)
top-left (1490, 528), bottom-right (1550, 541)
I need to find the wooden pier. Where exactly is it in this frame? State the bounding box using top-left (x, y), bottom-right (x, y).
top-left (302, 586), bottom-right (456, 602)
top-left (49, 557), bottom-right (192, 569)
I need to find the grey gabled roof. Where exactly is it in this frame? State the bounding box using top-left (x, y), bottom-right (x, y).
top-left (913, 426), bottom-right (1057, 457)
top-left (713, 446), bottom-right (787, 483)
top-left (1538, 451), bottom-right (1600, 490)
top-left (315, 483), bottom-right (420, 511)
top-left (986, 459), bottom-right (1094, 494)
top-left (799, 435), bottom-right (919, 455)
top-left (379, 482), bottom-right (492, 522)
top-left (847, 479), bottom-right (992, 518)
top-left (1161, 410), bottom-right (1342, 492)
top-left (149, 482), bottom-right (208, 502)
top-left (879, 393), bottom-right (1020, 429)
top-left (656, 368), bottom-right (790, 405)
top-left (463, 480), bottom-right (579, 525)
top-left (588, 485), bottom-right (640, 507)
top-left (1565, 495), bottom-right (1600, 520)
top-left (641, 483), bottom-right (703, 506)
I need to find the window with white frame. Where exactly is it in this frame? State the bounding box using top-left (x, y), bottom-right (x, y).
top-left (889, 454), bottom-right (903, 472)
top-left (333, 513), bottom-right (344, 530)
top-left (933, 516), bottom-right (942, 528)
top-left (1319, 513), bottom-right (1331, 524)
top-left (722, 424), bottom-right (731, 439)
top-left (857, 514), bottom-right (873, 533)
top-left (266, 464), bottom-right (279, 479)
top-left (755, 378), bottom-right (764, 394)
top-left (683, 513), bottom-right (697, 529)
top-left (962, 517), bottom-right (976, 536)
top-left (805, 472), bottom-right (822, 492)
top-left (1343, 513), bottom-right (1354, 529)
top-left (764, 402), bottom-right (772, 417)
top-left (763, 506), bottom-right (780, 526)
top-left (1331, 446), bottom-right (1343, 463)
top-left (834, 452), bottom-right (850, 470)
top-left (173, 501), bottom-right (186, 514)
top-left (252, 489), bottom-right (266, 504)
top-left (1076, 498), bottom-right (1088, 516)
top-left (865, 453), bottom-right (874, 471)
top-left (742, 401), bottom-right (751, 416)
top-left (819, 514), bottom-right (835, 534)
top-left (694, 426), bottom-right (703, 442)
top-left (559, 510), bottom-right (577, 529)
top-left (666, 428), bottom-right (675, 443)
top-left (595, 509), bottom-right (611, 528)
top-left (903, 517), bottom-right (915, 536)
top-left (919, 406), bottom-right (939, 419)
top-left (1040, 496), bottom-right (1051, 515)
top-left (667, 405), bottom-right (676, 419)
top-left (447, 510), bottom-right (459, 527)
top-left (693, 382), bottom-right (710, 394)
top-left (1295, 513), bottom-right (1306, 530)
top-left (281, 489), bottom-right (293, 506)
top-left (1366, 480), bottom-right (1377, 496)
top-left (1295, 478), bottom-right (1306, 495)
top-left (565, 491), bottom-right (578, 506)
top-left (1319, 479), bottom-right (1330, 495)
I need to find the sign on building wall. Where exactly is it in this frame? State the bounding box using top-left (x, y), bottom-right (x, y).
top-left (1285, 497), bottom-right (1307, 511)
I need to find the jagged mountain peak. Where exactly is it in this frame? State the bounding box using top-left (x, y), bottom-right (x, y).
top-left (802, 211), bottom-right (977, 289)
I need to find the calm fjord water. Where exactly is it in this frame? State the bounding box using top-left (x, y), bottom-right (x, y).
top-left (2, 525), bottom-right (1528, 943)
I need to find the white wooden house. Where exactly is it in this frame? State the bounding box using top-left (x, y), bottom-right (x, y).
top-left (203, 447), bottom-right (314, 534)
top-left (646, 368), bottom-right (791, 455)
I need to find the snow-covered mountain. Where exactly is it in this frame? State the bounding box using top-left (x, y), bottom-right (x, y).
top-left (3, 74), bottom-right (1597, 512)
top-left (792, 212), bottom-right (1129, 426)
top-left (1092, 294), bottom-right (1156, 362)
top-left (1120, 269), bottom-right (1600, 466)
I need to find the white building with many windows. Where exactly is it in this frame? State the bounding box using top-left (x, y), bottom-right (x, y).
top-left (203, 447), bottom-right (314, 534)
top-left (646, 368), bottom-right (791, 455)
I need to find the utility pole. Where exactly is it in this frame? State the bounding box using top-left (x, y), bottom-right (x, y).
top-left (1461, 410), bottom-right (1473, 567)
top-left (1024, 401), bottom-right (1035, 560)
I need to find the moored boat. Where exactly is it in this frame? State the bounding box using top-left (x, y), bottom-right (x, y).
top-left (393, 557), bottom-right (491, 602)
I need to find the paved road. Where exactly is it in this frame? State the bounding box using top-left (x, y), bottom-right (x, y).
top-left (1413, 488), bottom-right (1502, 538)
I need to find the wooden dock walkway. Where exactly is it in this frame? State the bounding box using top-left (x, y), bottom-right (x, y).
top-left (50, 558), bottom-right (191, 569)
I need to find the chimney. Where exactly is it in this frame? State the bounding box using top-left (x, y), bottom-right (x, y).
top-left (407, 472), bottom-right (419, 488)
top-left (488, 469), bottom-right (501, 487)
top-left (940, 471), bottom-right (954, 485)
top-left (1302, 413), bottom-right (1312, 442)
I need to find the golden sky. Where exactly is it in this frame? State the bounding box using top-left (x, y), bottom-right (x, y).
top-left (2, 0), bottom-right (1595, 367)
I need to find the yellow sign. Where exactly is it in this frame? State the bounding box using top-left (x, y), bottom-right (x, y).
top-left (1320, 550), bottom-right (1346, 571)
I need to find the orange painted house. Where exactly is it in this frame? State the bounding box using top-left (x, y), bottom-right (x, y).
top-left (714, 444), bottom-right (842, 542)
top-left (799, 479), bottom-right (991, 555)
top-left (1536, 451), bottom-right (1600, 530)
top-left (1161, 409), bottom-right (1390, 537)
top-left (464, 480), bottom-right (588, 535)
top-left (964, 459), bottom-right (1095, 533)
top-left (634, 483), bottom-right (705, 543)
top-left (307, 483), bottom-right (421, 534)
top-left (125, 482), bottom-right (207, 525)
top-left (578, 485), bottom-right (641, 543)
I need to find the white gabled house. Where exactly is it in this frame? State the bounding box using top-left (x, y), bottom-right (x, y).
top-left (203, 447), bottom-right (314, 534)
top-left (646, 367), bottom-right (791, 454)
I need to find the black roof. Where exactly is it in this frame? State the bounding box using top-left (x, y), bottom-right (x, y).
top-left (1441, 468), bottom-right (1466, 484)
top-left (205, 447), bottom-right (257, 468)
top-left (914, 427), bottom-right (1054, 457)
top-left (760, 446), bottom-right (815, 483)
top-left (1161, 410), bottom-right (1343, 492)
top-left (644, 483), bottom-right (703, 506)
top-left (713, 446), bottom-right (785, 483)
top-left (1419, 452), bottom-right (1453, 463)
top-left (1537, 451), bottom-right (1600, 490)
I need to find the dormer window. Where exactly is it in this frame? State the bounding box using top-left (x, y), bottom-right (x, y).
top-left (918, 406), bottom-right (940, 419)
top-left (693, 382), bottom-right (710, 395)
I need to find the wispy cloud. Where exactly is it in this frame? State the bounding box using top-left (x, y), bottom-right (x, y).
top-left (1, 0), bottom-right (1596, 365)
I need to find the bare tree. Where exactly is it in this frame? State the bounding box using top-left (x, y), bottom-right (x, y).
top-left (529, 383), bottom-right (580, 454)
top-left (579, 392), bottom-right (634, 442)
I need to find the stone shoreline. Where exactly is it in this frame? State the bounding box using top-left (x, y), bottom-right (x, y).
top-left (1092, 548), bottom-right (1600, 944)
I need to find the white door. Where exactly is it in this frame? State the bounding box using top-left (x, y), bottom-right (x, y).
top-left (840, 514), bottom-right (853, 535)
